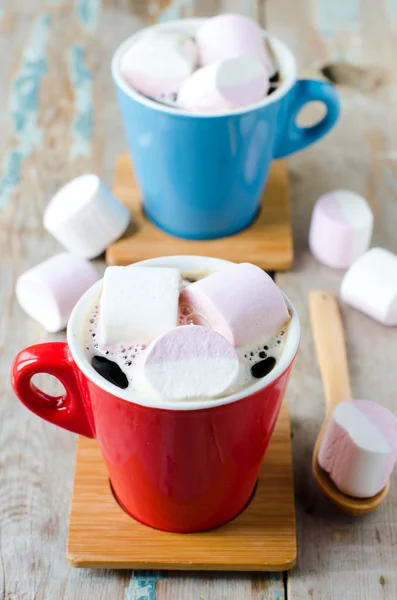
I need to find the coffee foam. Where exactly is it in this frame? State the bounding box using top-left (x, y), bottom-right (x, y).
top-left (85, 275), bottom-right (288, 401)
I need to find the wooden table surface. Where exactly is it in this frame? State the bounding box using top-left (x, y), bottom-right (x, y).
top-left (1, 1), bottom-right (397, 599)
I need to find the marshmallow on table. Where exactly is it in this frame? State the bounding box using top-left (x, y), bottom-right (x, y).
top-left (177, 56), bottom-right (269, 113)
top-left (120, 30), bottom-right (198, 102)
top-left (309, 190), bottom-right (373, 269)
top-left (180, 263), bottom-right (289, 347)
top-left (43, 174), bottom-right (130, 259)
top-left (135, 325), bottom-right (239, 401)
top-left (99, 265), bottom-right (180, 345)
top-left (196, 14), bottom-right (270, 68)
top-left (319, 400), bottom-right (397, 498)
top-left (16, 253), bottom-right (99, 333)
top-left (341, 247), bottom-right (397, 326)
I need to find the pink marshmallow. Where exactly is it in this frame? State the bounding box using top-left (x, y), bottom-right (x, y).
top-left (177, 55), bottom-right (269, 113)
top-left (120, 30), bottom-right (198, 102)
top-left (135, 325), bottom-right (240, 400)
top-left (16, 253), bottom-right (99, 333)
top-left (196, 14), bottom-right (270, 68)
top-left (309, 190), bottom-right (373, 269)
top-left (180, 263), bottom-right (289, 347)
top-left (319, 400), bottom-right (397, 498)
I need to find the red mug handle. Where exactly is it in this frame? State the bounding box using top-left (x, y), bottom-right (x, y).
top-left (11, 342), bottom-right (95, 438)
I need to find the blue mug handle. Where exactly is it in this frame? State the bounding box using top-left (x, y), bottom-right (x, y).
top-left (274, 79), bottom-right (340, 159)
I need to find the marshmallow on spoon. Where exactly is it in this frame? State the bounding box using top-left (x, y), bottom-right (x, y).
top-left (43, 174), bottom-right (130, 259)
top-left (135, 325), bottom-right (240, 401)
top-left (341, 247), bottom-right (397, 326)
top-left (197, 13), bottom-right (270, 68)
top-left (309, 190), bottom-right (373, 268)
top-left (120, 30), bottom-right (198, 102)
top-left (177, 55), bottom-right (269, 113)
top-left (319, 400), bottom-right (397, 498)
top-left (16, 253), bottom-right (99, 333)
top-left (99, 265), bottom-right (180, 345)
top-left (181, 263), bottom-right (289, 347)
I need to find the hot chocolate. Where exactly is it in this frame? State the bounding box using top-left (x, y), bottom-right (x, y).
top-left (85, 265), bottom-right (290, 402)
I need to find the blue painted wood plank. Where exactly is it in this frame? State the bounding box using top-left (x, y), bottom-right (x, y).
top-left (75, 0), bottom-right (101, 32)
top-left (0, 13), bottom-right (51, 210)
top-left (157, 0), bottom-right (193, 22)
top-left (386, 0), bottom-right (397, 26)
top-left (67, 1), bottom-right (100, 161)
top-left (314, 0), bottom-right (359, 39)
top-left (125, 571), bottom-right (163, 600)
top-left (68, 44), bottom-right (94, 161)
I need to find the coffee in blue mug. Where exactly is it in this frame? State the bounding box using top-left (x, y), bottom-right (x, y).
top-left (112, 18), bottom-right (340, 240)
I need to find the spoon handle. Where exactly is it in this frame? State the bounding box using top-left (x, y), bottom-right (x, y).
top-left (309, 291), bottom-right (352, 419)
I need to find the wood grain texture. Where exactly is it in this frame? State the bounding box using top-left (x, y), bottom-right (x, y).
top-left (156, 572), bottom-right (285, 600)
top-left (106, 154), bottom-right (293, 270)
top-left (3, 0), bottom-right (397, 598)
top-left (309, 291), bottom-right (353, 413)
top-left (192, 0), bottom-right (258, 18)
top-left (268, 0), bottom-right (397, 597)
top-left (68, 405), bottom-right (296, 572)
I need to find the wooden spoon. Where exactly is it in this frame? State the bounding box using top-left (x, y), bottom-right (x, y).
top-left (309, 290), bottom-right (389, 515)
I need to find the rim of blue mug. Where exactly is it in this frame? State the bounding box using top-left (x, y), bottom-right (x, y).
top-left (111, 17), bottom-right (297, 119)
top-left (67, 256), bottom-right (300, 411)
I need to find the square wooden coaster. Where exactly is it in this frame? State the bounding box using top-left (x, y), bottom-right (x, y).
top-left (106, 154), bottom-right (293, 271)
top-left (67, 404), bottom-right (296, 571)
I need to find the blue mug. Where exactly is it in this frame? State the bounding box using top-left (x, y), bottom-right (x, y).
top-left (112, 19), bottom-right (340, 240)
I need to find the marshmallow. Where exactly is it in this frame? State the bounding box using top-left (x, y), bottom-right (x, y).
top-left (43, 174), bottom-right (130, 259)
top-left (135, 325), bottom-right (239, 400)
top-left (99, 265), bottom-right (180, 345)
top-left (16, 253), bottom-right (99, 333)
top-left (180, 263), bottom-right (289, 347)
top-left (340, 247), bottom-right (397, 325)
top-left (196, 14), bottom-right (269, 68)
top-left (120, 30), bottom-right (198, 101)
top-left (309, 190), bottom-right (373, 269)
top-left (319, 400), bottom-right (397, 498)
top-left (177, 56), bottom-right (269, 113)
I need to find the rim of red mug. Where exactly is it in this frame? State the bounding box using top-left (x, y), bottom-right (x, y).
top-left (111, 17), bottom-right (297, 119)
top-left (67, 255), bottom-right (300, 411)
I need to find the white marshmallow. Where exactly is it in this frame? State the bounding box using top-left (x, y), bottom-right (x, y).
top-left (340, 247), bottom-right (397, 325)
top-left (99, 265), bottom-right (180, 345)
top-left (43, 174), bottom-right (130, 259)
top-left (309, 190), bottom-right (373, 269)
top-left (180, 263), bottom-right (289, 347)
top-left (196, 14), bottom-right (270, 68)
top-left (120, 30), bottom-right (198, 101)
top-left (319, 400), bottom-right (397, 498)
top-left (177, 55), bottom-right (269, 113)
top-left (135, 325), bottom-right (240, 401)
top-left (16, 253), bottom-right (99, 333)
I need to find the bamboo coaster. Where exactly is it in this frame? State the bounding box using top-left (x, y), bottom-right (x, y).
top-left (106, 155), bottom-right (293, 271)
top-left (68, 404), bottom-right (296, 571)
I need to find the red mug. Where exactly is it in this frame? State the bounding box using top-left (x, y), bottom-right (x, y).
top-left (11, 256), bottom-right (300, 533)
